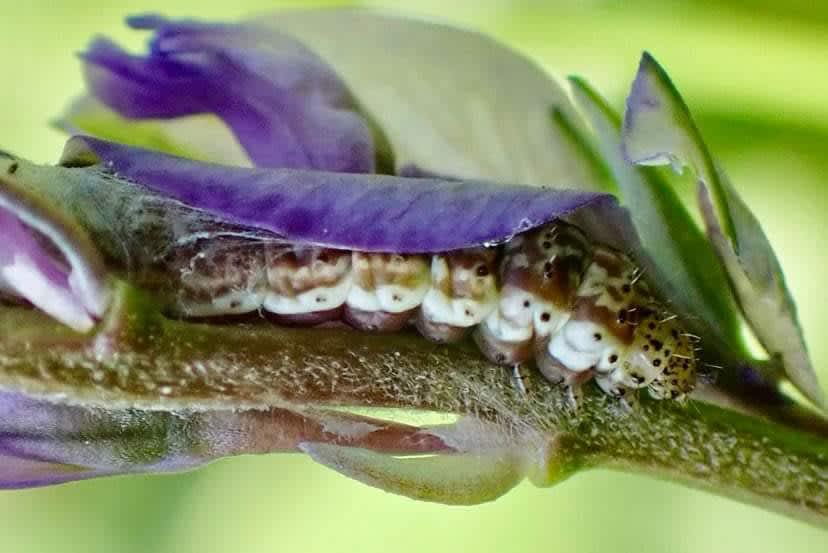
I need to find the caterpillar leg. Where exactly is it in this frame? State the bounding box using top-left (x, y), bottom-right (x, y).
top-left (414, 313), bottom-right (470, 343)
top-left (510, 364), bottom-right (531, 396)
top-left (473, 317), bottom-right (534, 365)
top-left (535, 348), bottom-right (592, 408)
top-left (561, 372), bottom-right (593, 409)
top-left (343, 307), bottom-right (415, 332)
top-left (594, 373), bottom-right (639, 412)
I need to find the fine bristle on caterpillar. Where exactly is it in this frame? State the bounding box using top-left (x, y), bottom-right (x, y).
top-left (154, 220), bottom-right (697, 406)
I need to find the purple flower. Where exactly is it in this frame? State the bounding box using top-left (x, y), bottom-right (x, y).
top-left (64, 15), bottom-right (376, 173)
top-left (0, 156), bottom-right (109, 332)
top-left (0, 11), bottom-right (822, 520)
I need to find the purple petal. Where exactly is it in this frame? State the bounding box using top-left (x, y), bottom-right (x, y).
top-left (0, 158), bottom-right (110, 331)
top-left (0, 453), bottom-right (110, 490)
top-left (0, 209), bottom-right (90, 330)
top-left (81, 15), bottom-right (375, 173)
top-left (64, 137), bottom-right (610, 254)
top-left (0, 390), bottom-right (453, 489)
top-left (0, 391), bottom-right (187, 488)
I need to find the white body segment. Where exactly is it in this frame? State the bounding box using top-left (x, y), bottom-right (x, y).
top-left (531, 301), bottom-right (568, 338)
top-left (547, 322), bottom-right (601, 373)
top-left (263, 275), bottom-right (352, 314)
top-left (482, 309), bottom-right (533, 343)
top-left (179, 288), bottom-right (266, 317)
top-left (483, 285), bottom-right (535, 342)
top-left (420, 255), bottom-right (497, 328)
top-left (346, 281), bottom-right (429, 313)
top-left (421, 289), bottom-right (496, 327)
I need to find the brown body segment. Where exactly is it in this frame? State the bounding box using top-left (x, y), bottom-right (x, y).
top-left (344, 252), bottom-right (430, 332)
top-left (166, 237), bottom-right (266, 317)
top-left (264, 245), bottom-right (351, 296)
top-left (416, 247), bottom-right (498, 343)
top-left (262, 245), bottom-right (352, 323)
top-left (474, 223), bottom-right (590, 365)
top-left (536, 246), bottom-right (645, 402)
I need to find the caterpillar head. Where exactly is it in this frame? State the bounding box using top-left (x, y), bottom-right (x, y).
top-left (647, 325), bottom-right (697, 401)
top-left (615, 313), bottom-right (695, 396)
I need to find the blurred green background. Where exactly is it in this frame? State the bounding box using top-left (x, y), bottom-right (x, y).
top-left (1, 1), bottom-right (827, 551)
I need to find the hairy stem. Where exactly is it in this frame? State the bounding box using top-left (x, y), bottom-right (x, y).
top-left (0, 288), bottom-right (826, 526)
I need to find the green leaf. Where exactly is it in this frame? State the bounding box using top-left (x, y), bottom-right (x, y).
top-left (300, 443), bottom-right (527, 505)
top-left (548, 107), bottom-right (618, 195)
top-left (567, 76), bottom-right (746, 359)
top-left (622, 52), bottom-right (823, 408)
top-left (266, 8), bottom-right (605, 189)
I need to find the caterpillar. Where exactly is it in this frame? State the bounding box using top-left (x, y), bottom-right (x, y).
top-left (46, 137), bottom-right (698, 407)
top-left (157, 220), bottom-right (696, 406)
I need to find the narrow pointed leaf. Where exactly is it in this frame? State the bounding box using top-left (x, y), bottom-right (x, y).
top-left (622, 52), bottom-right (822, 407)
top-left (300, 443), bottom-right (526, 505)
top-left (0, 453), bottom-right (108, 490)
top-left (568, 76), bottom-right (744, 357)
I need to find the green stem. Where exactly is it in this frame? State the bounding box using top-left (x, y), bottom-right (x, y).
top-left (0, 291), bottom-right (826, 526)
top-left (573, 400), bottom-right (828, 527)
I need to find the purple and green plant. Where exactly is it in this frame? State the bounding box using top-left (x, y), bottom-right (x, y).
top-left (0, 9), bottom-right (825, 527)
